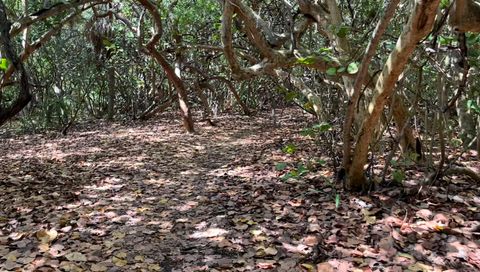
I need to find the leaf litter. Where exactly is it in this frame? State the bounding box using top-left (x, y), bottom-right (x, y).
top-left (0, 111), bottom-right (479, 271)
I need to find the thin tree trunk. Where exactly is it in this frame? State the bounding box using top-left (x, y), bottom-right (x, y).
top-left (107, 66), bottom-right (115, 120)
top-left (347, 0), bottom-right (440, 190)
top-left (22, 0), bottom-right (29, 48)
top-left (342, 0), bottom-right (401, 174)
top-left (0, 1), bottom-right (32, 126)
top-left (194, 81), bottom-right (214, 119)
top-left (138, 0), bottom-right (194, 133)
top-left (477, 102), bottom-right (480, 157)
top-left (391, 94), bottom-right (417, 153)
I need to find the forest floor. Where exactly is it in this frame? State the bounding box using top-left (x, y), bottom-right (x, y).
top-left (1, 110), bottom-right (479, 272)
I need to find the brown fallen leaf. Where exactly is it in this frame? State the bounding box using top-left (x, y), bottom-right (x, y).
top-left (257, 261), bottom-right (276, 269)
top-left (282, 242), bottom-right (312, 255)
top-left (90, 263), bottom-right (108, 272)
top-left (36, 228), bottom-right (58, 243)
top-left (60, 262), bottom-right (84, 272)
top-left (148, 264), bottom-right (162, 271)
top-left (303, 235), bottom-right (319, 247)
top-left (264, 246), bottom-right (278, 256)
top-left (316, 262), bottom-right (334, 272)
top-left (112, 256), bottom-right (128, 267)
top-left (65, 252), bottom-right (87, 262)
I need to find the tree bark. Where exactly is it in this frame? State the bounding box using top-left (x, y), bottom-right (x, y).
top-left (342, 0), bottom-right (401, 173)
top-left (391, 93), bottom-right (417, 153)
top-left (107, 66), bottom-right (115, 120)
top-left (347, 0), bottom-right (440, 191)
top-left (0, 0), bottom-right (31, 126)
top-left (138, 0), bottom-right (194, 133)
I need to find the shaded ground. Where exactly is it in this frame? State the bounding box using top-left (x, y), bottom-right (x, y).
top-left (1, 111), bottom-right (479, 272)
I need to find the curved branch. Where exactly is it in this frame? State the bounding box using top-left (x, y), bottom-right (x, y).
top-left (10, 0), bottom-right (109, 37)
top-left (0, 1), bottom-right (31, 126)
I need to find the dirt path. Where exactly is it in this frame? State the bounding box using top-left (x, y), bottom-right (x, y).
top-left (1, 112), bottom-right (479, 271)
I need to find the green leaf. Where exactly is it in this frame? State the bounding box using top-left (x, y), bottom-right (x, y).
top-left (439, 35), bottom-right (455, 46)
top-left (467, 100), bottom-right (480, 114)
top-left (326, 67), bottom-right (337, 76)
top-left (282, 144), bottom-right (297, 155)
top-left (312, 122), bottom-right (332, 132)
top-left (296, 56), bottom-right (316, 65)
top-left (337, 67), bottom-right (346, 73)
top-left (285, 91), bottom-right (298, 102)
top-left (275, 162), bottom-right (287, 171)
top-left (336, 26), bottom-right (350, 38)
top-left (300, 128), bottom-right (315, 137)
top-left (317, 47), bottom-right (332, 53)
top-left (0, 58), bottom-right (9, 71)
top-left (102, 38), bottom-right (113, 47)
top-left (303, 101), bottom-right (314, 111)
top-left (347, 62), bottom-right (359, 74)
top-left (335, 194), bottom-right (340, 209)
top-left (392, 170), bottom-right (405, 184)
top-left (297, 163), bottom-right (309, 176)
top-left (451, 138), bottom-right (463, 148)
top-left (440, 0), bottom-right (450, 9)
top-left (316, 159), bottom-right (326, 166)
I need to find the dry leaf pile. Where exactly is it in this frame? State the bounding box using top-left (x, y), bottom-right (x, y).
top-left (1, 112), bottom-right (479, 271)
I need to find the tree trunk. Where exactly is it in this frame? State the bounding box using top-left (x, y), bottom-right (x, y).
top-left (22, 0), bottom-right (29, 48)
top-left (138, 0), bottom-right (194, 133)
top-left (194, 81), bottom-right (215, 119)
top-left (347, 0), bottom-right (440, 190)
top-left (0, 1), bottom-right (32, 126)
top-left (391, 93), bottom-right (417, 153)
top-left (342, 0), bottom-right (401, 173)
top-left (149, 50), bottom-right (194, 133)
top-left (477, 100), bottom-right (480, 156)
top-left (107, 66), bottom-right (115, 120)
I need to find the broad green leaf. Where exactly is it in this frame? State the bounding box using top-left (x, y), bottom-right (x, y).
top-left (303, 101), bottom-right (314, 111)
top-left (282, 144), bottom-right (297, 154)
top-left (336, 26), bottom-right (350, 38)
top-left (0, 58), bottom-right (9, 71)
top-left (275, 162), bottom-right (287, 171)
top-left (326, 67), bottom-right (337, 76)
top-left (440, 0), bottom-right (450, 9)
top-left (316, 159), bottom-right (326, 166)
top-left (296, 56), bottom-right (316, 65)
top-left (281, 172), bottom-right (295, 181)
top-left (439, 35), bottom-right (455, 46)
top-left (318, 47), bottom-right (333, 53)
top-left (312, 122), bottom-right (332, 132)
top-left (347, 62), bottom-right (359, 74)
top-left (300, 128), bottom-right (315, 137)
top-left (467, 100), bottom-right (480, 114)
top-left (297, 163), bottom-right (309, 176)
top-left (392, 170), bottom-right (405, 183)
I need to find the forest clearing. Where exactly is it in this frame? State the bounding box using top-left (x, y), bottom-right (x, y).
top-left (1, 0), bottom-right (480, 271)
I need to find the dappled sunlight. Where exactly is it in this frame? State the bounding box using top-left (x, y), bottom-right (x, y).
top-left (189, 228), bottom-right (229, 239)
top-left (174, 201), bottom-right (199, 212)
top-left (1, 112), bottom-right (479, 271)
